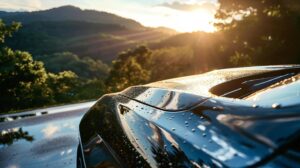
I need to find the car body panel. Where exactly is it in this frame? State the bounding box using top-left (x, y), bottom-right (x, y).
top-left (0, 102), bottom-right (95, 168)
top-left (78, 65), bottom-right (300, 168)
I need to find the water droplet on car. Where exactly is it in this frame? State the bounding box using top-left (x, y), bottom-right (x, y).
top-left (202, 133), bottom-right (206, 137)
top-left (252, 104), bottom-right (258, 108)
top-left (172, 128), bottom-right (176, 131)
top-left (191, 128), bottom-right (195, 132)
top-left (213, 106), bottom-right (224, 111)
top-left (185, 121), bottom-right (188, 124)
top-left (272, 103), bottom-right (281, 109)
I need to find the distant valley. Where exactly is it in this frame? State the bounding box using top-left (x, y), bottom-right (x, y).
top-left (0, 5), bottom-right (176, 63)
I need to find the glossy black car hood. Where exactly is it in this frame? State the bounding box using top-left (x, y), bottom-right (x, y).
top-left (79, 65), bottom-right (300, 168)
top-left (120, 65), bottom-right (300, 111)
top-left (120, 86), bottom-right (208, 111)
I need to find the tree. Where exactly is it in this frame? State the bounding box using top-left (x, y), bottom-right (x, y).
top-left (38, 52), bottom-right (109, 79)
top-left (229, 51), bottom-right (253, 66)
top-left (150, 46), bottom-right (195, 81)
top-left (47, 71), bottom-right (78, 102)
top-left (106, 46), bottom-right (152, 92)
top-left (0, 20), bottom-right (81, 113)
top-left (74, 79), bottom-right (105, 100)
top-left (0, 20), bottom-right (21, 43)
top-left (0, 47), bottom-right (52, 111)
top-left (215, 0), bottom-right (300, 65)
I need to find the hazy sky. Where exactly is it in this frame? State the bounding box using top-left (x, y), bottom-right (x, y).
top-left (0, 0), bottom-right (219, 32)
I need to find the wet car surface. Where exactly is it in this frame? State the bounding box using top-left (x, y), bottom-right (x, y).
top-left (0, 101), bottom-right (95, 168)
top-left (78, 65), bottom-right (300, 168)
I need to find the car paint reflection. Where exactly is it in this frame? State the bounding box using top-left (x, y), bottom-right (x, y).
top-left (0, 127), bottom-right (34, 146)
top-left (0, 101), bottom-right (95, 123)
top-left (78, 66), bottom-right (300, 167)
top-left (246, 74), bottom-right (300, 107)
top-left (0, 106), bottom-right (89, 168)
top-left (121, 86), bottom-right (207, 111)
top-left (80, 93), bottom-right (271, 167)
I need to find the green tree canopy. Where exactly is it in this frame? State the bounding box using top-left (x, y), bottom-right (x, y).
top-left (106, 45), bottom-right (152, 92)
top-left (47, 71), bottom-right (78, 102)
top-left (0, 47), bottom-right (52, 111)
top-left (38, 52), bottom-right (109, 79)
top-left (0, 20), bottom-right (21, 43)
top-left (215, 0), bottom-right (300, 65)
top-left (0, 20), bottom-right (80, 113)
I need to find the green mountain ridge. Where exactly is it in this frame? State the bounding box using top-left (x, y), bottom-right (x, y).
top-left (1, 6), bottom-right (177, 63)
top-left (0, 5), bottom-right (143, 30)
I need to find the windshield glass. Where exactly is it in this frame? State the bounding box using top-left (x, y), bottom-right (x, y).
top-left (209, 68), bottom-right (300, 99)
top-left (245, 74), bottom-right (300, 107)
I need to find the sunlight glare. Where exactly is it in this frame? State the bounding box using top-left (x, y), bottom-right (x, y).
top-left (169, 9), bottom-right (216, 32)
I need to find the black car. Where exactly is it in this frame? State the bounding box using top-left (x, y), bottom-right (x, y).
top-left (77, 65), bottom-right (300, 168)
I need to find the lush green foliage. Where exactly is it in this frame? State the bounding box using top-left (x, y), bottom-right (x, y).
top-left (0, 20), bottom-right (104, 113)
top-left (215, 0), bottom-right (300, 65)
top-left (38, 52), bottom-right (109, 79)
top-left (0, 47), bottom-right (52, 111)
top-left (150, 46), bottom-right (195, 81)
top-left (0, 20), bottom-right (21, 43)
top-left (106, 46), bottom-right (152, 92)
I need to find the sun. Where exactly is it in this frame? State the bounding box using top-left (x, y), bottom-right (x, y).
top-left (169, 9), bottom-right (216, 32)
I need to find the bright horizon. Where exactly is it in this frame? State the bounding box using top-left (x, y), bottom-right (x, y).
top-left (0, 0), bottom-right (219, 32)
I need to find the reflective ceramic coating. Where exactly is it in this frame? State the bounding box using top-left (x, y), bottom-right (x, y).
top-left (79, 65), bottom-right (300, 168)
top-left (0, 102), bottom-right (94, 168)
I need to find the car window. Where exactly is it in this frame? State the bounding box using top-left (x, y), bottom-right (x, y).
top-left (245, 74), bottom-right (300, 107)
top-left (209, 68), bottom-right (300, 99)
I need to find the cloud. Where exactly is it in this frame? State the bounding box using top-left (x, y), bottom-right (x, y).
top-left (159, 1), bottom-right (218, 13)
top-left (0, 0), bottom-right (42, 11)
top-left (42, 124), bottom-right (59, 138)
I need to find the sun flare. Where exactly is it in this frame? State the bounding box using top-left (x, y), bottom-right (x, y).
top-left (168, 9), bottom-right (216, 32)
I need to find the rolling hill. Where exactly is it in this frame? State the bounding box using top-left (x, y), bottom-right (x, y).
top-left (0, 5), bottom-right (143, 30)
top-left (1, 5), bottom-right (176, 62)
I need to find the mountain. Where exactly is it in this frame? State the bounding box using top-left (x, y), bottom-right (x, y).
top-left (0, 5), bottom-right (144, 30)
top-left (1, 6), bottom-right (177, 62)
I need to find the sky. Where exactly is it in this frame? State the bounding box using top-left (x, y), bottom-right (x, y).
top-left (0, 0), bottom-right (219, 32)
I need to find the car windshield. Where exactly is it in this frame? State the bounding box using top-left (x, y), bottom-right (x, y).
top-left (209, 68), bottom-right (300, 99)
top-left (245, 73), bottom-right (300, 107)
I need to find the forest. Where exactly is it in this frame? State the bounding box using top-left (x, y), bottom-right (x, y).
top-left (1, 0), bottom-right (300, 113)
